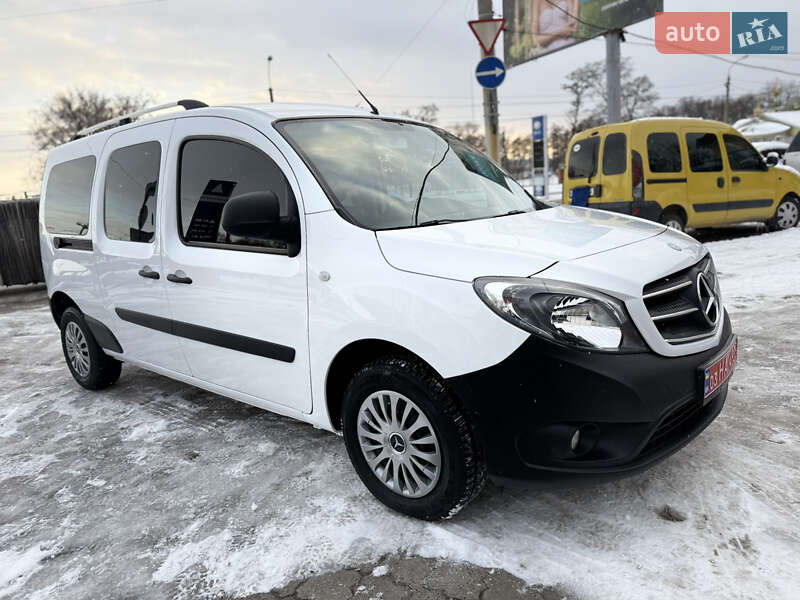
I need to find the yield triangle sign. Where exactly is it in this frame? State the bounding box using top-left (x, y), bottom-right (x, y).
top-left (468, 18), bottom-right (506, 55)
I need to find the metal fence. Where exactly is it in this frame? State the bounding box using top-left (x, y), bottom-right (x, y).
top-left (0, 198), bottom-right (44, 286)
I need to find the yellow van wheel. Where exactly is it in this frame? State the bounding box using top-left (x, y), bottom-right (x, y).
top-left (659, 209), bottom-right (686, 233)
top-left (767, 195), bottom-right (799, 231)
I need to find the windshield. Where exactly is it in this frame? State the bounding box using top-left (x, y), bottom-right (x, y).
top-left (276, 118), bottom-right (534, 230)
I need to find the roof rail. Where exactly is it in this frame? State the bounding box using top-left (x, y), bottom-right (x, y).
top-left (74, 99), bottom-right (208, 139)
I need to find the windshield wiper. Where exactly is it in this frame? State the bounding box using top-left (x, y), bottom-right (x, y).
top-left (416, 218), bottom-right (466, 227)
top-left (502, 209), bottom-right (530, 216)
top-left (411, 144), bottom-right (451, 226)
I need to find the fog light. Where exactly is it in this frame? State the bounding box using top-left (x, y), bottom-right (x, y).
top-left (570, 429), bottom-right (581, 452)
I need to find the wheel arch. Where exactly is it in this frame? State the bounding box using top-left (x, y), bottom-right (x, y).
top-left (770, 192), bottom-right (800, 229)
top-left (660, 204), bottom-right (687, 224)
top-left (50, 291), bottom-right (80, 325)
top-left (325, 338), bottom-right (437, 431)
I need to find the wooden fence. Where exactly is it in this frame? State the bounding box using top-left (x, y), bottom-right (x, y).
top-left (0, 198), bottom-right (44, 286)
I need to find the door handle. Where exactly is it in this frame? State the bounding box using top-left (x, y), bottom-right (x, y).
top-left (167, 270), bottom-right (192, 285)
top-left (138, 266), bottom-right (160, 279)
top-left (717, 177), bottom-right (725, 188)
top-left (732, 176), bottom-right (741, 183)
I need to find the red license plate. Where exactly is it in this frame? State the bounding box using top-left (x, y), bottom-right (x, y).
top-left (703, 337), bottom-right (738, 400)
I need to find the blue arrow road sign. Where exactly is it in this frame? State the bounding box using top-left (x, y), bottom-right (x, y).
top-left (475, 56), bottom-right (505, 89)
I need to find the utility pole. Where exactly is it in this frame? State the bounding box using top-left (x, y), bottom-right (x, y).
top-left (267, 55), bottom-right (274, 102)
top-left (605, 30), bottom-right (622, 124)
top-left (724, 55), bottom-right (748, 123)
top-left (477, 0), bottom-right (500, 162)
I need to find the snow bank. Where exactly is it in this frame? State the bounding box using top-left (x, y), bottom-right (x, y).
top-left (706, 227), bottom-right (800, 308)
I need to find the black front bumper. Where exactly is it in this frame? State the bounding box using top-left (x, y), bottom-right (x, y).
top-left (446, 313), bottom-right (733, 487)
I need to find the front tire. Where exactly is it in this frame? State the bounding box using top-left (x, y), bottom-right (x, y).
top-left (767, 195), bottom-right (799, 231)
top-left (342, 357), bottom-right (486, 520)
top-left (60, 307), bottom-right (122, 390)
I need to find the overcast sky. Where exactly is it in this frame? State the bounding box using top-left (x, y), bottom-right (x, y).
top-left (1, 0), bottom-right (797, 195)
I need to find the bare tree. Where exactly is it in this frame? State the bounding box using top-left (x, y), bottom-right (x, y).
top-left (400, 103), bottom-right (440, 125)
top-left (562, 62), bottom-right (600, 130)
top-left (30, 89), bottom-right (153, 151)
top-left (448, 122), bottom-right (486, 151)
top-left (621, 70), bottom-right (657, 121)
top-left (548, 58), bottom-right (658, 170)
top-left (757, 78), bottom-right (800, 111)
top-left (561, 58), bottom-right (658, 126)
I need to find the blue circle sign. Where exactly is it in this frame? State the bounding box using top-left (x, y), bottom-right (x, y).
top-left (475, 56), bottom-right (505, 89)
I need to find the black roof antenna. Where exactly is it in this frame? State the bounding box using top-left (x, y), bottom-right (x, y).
top-left (327, 53), bottom-right (379, 115)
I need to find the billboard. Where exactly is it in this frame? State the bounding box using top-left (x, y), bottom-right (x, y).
top-left (504, 0), bottom-right (663, 68)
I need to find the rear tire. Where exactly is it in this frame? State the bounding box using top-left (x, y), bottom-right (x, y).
top-left (342, 357), bottom-right (486, 520)
top-left (767, 195), bottom-right (799, 231)
top-left (60, 307), bottom-right (122, 390)
top-left (660, 209), bottom-right (686, 232)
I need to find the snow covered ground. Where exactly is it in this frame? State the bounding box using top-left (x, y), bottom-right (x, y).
top-left (1, 228), bottom-right (799, 599)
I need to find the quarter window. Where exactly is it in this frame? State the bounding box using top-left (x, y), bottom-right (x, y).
top-left (685, 133), bottom-right (723, 172)
top-left (44, 156), bottom-right (96, 235)
top-left (568, 137), bottom-right (599, 179)
top-left (104, 142), bottom-right (161, 242)
top-left (602, 133), bottom-right (626, 175)
top-left (724, 134), bottom-right (765, 171)
top-left (647, 133), bottom-right (682, 173)
top-left (178, 139), bottom-right (300, 253)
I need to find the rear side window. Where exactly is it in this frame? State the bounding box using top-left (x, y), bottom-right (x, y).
top-left (44, 156), bottom-right (96, 235)
top-left (104, 142), bottom-right (161, 243)
top-left (685, 133), bottom-right (723, 172)
top-left (178, 139), bottom-right (299, 252)
top-left (568, 137), bottom-right (599, 179)
top-left (602, 133), bottom-right (626, 175)
top-left (724, 134), bottom-right (764, 171)
top-left (647, 133), bottom-right (682, 173)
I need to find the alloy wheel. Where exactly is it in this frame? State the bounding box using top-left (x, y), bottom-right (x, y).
top-left (356, 390), bottom-right (441, 498)
top-left (64, 321), bottom-right (90, 378)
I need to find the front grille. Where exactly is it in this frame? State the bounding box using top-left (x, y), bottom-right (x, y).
top-left (642, 397), bottom-right (703, 454)
top-left (643, 256), bottom-right (719, 344)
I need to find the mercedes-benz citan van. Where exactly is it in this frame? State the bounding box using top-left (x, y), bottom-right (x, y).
top-left (40, 102), bottom-right (737, 520)
top-left (563, 118), bottom-right (800, 232)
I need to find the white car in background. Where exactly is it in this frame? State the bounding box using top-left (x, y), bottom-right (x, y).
top-left (753, 140), bottom-right (788, 165)
top-left (785, 133), bottom-right (800, 173)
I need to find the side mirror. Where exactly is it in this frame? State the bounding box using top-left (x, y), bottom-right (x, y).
top-left (765, 152), bottom-right (780, 167)
top-left (221, 191), bottom-right (280, 238)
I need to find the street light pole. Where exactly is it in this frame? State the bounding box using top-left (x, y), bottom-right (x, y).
top-left (723, 55), bottom-right (748, 123)
top-left (267, 55), bottom-right (274, 103)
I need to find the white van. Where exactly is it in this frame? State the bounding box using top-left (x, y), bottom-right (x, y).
top-left (39, 101), bottom-right (737, 520)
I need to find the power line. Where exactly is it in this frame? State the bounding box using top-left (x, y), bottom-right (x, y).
top-left (624, 31), bottom-right (800, 77)
top-left (373, 0), bottom-right (451, 84)
top-left (0, 0), bottom-right (164, 21)
top-left (540, 0), bottom-right (800, 78)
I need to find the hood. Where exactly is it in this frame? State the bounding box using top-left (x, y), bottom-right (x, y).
top-left (376, 205), bottom-right (667, 282)
top-left (774, 163), bottom-right (800, 178)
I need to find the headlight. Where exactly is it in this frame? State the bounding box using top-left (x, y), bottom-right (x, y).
top-left (474, 277), bottom-right (647, 352)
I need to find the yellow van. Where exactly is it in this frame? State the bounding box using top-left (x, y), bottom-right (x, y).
top-left (563, 118), bottom-right (800, 232)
